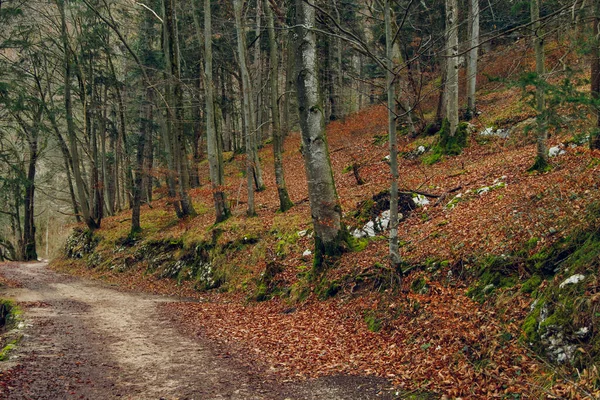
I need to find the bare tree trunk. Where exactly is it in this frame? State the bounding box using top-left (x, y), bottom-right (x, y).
top-left (267, 1), bottom-right (293, 212)
top-left (234, 0), bottom-right (257, 216)
top-left (530, 0), bottom-right (549, 170)
top-left (44, 98), bottom-right (81, 222)
top-left (295, 0), bottom-right (347, 269)
top-left (131, 87), bottom-right (150, 235)
top-left (385, 0), bottom-right (401, 270)
top-left (466, 0), bottom-right (479, 116)
top-left (57, 0), bottom-right (98, 230)
top-left (204, 0), bottom-right (230, 222)
top-left (22, 116), bottom-right (40, 261)
top-left (591, 0), bottom-right (600, 149)
top-left (165, 0), bottom-right (195, 217)
top-left (445, 0), bottom-right (459, 135)
top-left (254, 0), bottom-right (264, 143)
top-left (283, 32), bottom-right (295, 136)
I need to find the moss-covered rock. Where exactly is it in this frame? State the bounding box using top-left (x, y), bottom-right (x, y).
top-left (520, 209), bottom-right (600, 368)
top-left (65, 228), bottom-right (100, 259)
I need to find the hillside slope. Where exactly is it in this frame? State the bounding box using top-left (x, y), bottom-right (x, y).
top-left (53, 41), bottom-right (600, 398)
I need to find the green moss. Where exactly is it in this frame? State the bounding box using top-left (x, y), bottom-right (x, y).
top-left (348, 236), bottom-right (369, 252)
top-left (0, 299), bottom-right (21, 361)
top-left (467, 255), bottom-right (519, 302)
top-left (0, 299), bottom-right (18, 329)
top-left (439, 120), bottom-right (469, 155)
top-left (315, 278), bottom-right (341, 300)
top-left (528, 155), bottom-right (552, 173)
top-left (521, 275), bottom-right (542, 294)
top-left (313, 226), bottom-right (351, 271)
top-left (421, 152), bottom-right (443, 165)
top-left (0, 340), bottom-right (18, 361)
top-left (364, 312), bottom-right (382, 332)
top-left (410, 276), bottom-right (428, 294)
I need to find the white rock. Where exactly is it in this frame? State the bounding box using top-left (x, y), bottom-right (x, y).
top-left (417, 145), bottom-right (426, 154)
top-left (559, 274), bottom-right (585, 289)
top-left (413, 194), bottom-right (430, 206)
top-left (302, 249), bottom-right (312, 257)
top-left (352, 229), bottom-right (366, 239)
top-left (549, 146), bottom-right (566, 157)
top-left (480, 127), bottom-right (509, 138)
top-left (297, 230), bottom-right (308, 237)
top-left (364, 221), bottom-right (376, 237)
top-left (377, 210), bottom-right (391, 231)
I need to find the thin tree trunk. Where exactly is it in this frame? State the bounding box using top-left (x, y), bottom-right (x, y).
top-left (466, 0), bottom-right (479, 116)
top-left (267, 1), bottom-right (293, 212)
top-left (530, 0), bottom-right (549, 170)
top-left (445, 0), bottom-right (459, 135)
top-left (131, 88), bottom-right (150, 235)
top-left (283, 32), bottom-right (295, 136)
top-left (164, 0), bottom-right (196, 218)
top-left (57, 0), bottom-right (98, 230)
top-left (234, 0), bottom-right (257, 216)
top-left (591, 0), bottom-right (600, 149)
top-left (295, 0), bottom-right (347, 269)
top-left (22, 122), bottom-right (39, 261)
top-left (385, 0), bottom-right (401, 270)
top-left (204, 0), bottom-right (230, 222)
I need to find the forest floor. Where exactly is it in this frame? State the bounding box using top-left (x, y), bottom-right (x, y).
top-left (0, 262), bottom-right (398, 399)
top-left (2, 40), bottom-right (599, 399)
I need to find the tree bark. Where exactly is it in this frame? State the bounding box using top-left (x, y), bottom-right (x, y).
top-left (591, 0), bottom-right (600, 149)
top-left (445, 0), bottom-right (459, 135)
top-left (164, 0), bottom-right (196, 218)
top-left (57, 0), bottom-right (98, 230)
top-left (466, 0), bottom-right (479, 116)
top-left (234, 0), bottom-right (257, 216)
top-left (531, 0), bottom-right (549, 170)
top-left (204, 0), bottom-right (230, 223)
top-left (266, 1), bottom-right (293, 212)
top-left (385, 0), bottom-right (401, 269)
top-left (295, 0), bottom-right (347, 269)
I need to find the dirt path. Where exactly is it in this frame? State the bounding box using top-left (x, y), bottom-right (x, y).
top-left (0, 263), bottom-right (395, 400)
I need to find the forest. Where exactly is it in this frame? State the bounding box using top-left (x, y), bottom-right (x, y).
top-left (0, 0), bottom-right (600, 398)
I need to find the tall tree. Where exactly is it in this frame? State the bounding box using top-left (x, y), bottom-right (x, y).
top-left (445, 0), bottom-right (459, 135)
top-left (591, 0), bottom-right (600, 149)
top-left (266, 1), bottom-right (293, 212)
top-left (234, 0), bottom-right (257, 216)
top-left (530, 0), bottom-right (548, 171)
top-left (57, 0), bottom-right (100, 230)
top-left (385, 0), bottom-right (401, 270)
top-left (295, 0), bottom-right (347, 269)
top-left (466, 0), bottom-right (479, 117)
top-left (204, 0), bottom-right (230, 223)
top-left (163, 0), bottom-right (196, 218)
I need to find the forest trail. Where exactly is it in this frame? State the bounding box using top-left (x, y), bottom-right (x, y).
top-left (0, 262), bottom-right (395, 400)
